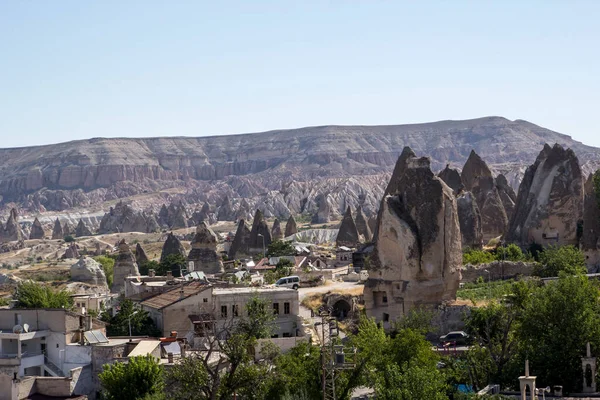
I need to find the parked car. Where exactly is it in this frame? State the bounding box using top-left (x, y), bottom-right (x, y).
top-left (275, 275), bottom-right (300, 289)
top-left (439, 331), bottom-right (470, 345)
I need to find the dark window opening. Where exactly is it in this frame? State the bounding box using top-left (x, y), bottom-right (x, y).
top-left (221, 305), bottom-right (227, 318)
top-left (284, 302), bottom-right (290, 314)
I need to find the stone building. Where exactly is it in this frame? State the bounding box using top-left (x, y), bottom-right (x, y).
top-left (364, 147), bottom-right (461, 328)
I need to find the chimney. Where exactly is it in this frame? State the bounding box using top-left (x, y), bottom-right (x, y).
top-left (14, 313), bottom-right (21, 326)
top-left (149, 269), bottom-right (155, 278)
top-left (167, 352), bottom-right (174, 363)
top-left (166, 271), bottom-right (173, 280)
top-left (180, 342), bottom-right (186, 358)
top-left (85, 315), bottom-right (92, 331)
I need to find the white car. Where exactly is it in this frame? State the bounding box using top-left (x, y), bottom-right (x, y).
top-left (275, 275), bottom-right (300, 289)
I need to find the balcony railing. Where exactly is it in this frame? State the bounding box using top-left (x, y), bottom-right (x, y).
top-left (0, 350), bottom-right (43, 359)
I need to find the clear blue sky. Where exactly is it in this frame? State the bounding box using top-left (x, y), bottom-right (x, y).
top-left (1, 1), bottom-right (600, 148)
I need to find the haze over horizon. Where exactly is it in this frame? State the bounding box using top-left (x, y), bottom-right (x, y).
top-left (2, 1), bottom-right (599, 148)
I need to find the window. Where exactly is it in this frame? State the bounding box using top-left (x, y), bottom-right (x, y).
top-left (382, 293), bottom-right (388, 303)
top-left (383, 313), bottom-right (389, 322)
top-left (221, 305), bottom-right (227, 318)
top-left (273, 303), bottom-right (279, 315)
top-left (283, 332), bottom-right (291, 338)
top-left (232, 305), bottom-right (239, 317)
top-left (284, 302), bottom-right (290, 315)
top-left (203, 298), bottom-right (208, 303)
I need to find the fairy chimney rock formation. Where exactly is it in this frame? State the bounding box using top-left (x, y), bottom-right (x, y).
top-left (583, 173), bottom-right (600, 266)
top-left (2, 209), bottom-right (23, 242)
top-left (364, 147), bottom-right (462, 326)
top-left (63, 243), bottom-right (80, 259)
top-left (217, 196), bottom-right (236, 221)
top-left (312, 194), bottom-right (334, 224)
top-left (438, 165), bottom-right (464, 195)
top-left (336, 206), bottom-right (360, 248)
top-left (496, 173), bottom-right (517, 219)
top-left (506, 144), bottom-right (584, 247)
top-left (228, 219), bottom-right (251, 259)
top-left (461, 150), bottom-right (508, 242)
top-left (135, 243), bottom-right (149, 265)
top-left (112, 240), bottom-right (140, 293)
top-left (354, 206), bottom-right (372, 242)
top-left (75, 219), bottom-right (92, 237)
top-left (187, 222), bottom-right (223, 274)
top-left (29, 218), bottom-right (45, 240)
top-left (271, 218), bottom-right (283, 241)
top-left (284, 215), bottom-right (298, 238)
top-left (160, 233), bottom-right (187, 263)
top-left (248, 210), bottom-right (272, 254)
top-left (457, 191), bottom-right (484, 249)
top-left (70, 257), bottom-right (108, 288)
top-left (52, 218), bottom-right (64, 240)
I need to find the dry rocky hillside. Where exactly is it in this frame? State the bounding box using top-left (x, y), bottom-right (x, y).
top-left (1, 116), bottom-right (599, 222)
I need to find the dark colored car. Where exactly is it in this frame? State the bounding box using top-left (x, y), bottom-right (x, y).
top-left (439, 331), bottom-right (470, 346)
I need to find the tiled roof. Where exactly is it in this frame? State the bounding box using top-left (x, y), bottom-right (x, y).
top-left (140, 281), bottom-right (209, 310)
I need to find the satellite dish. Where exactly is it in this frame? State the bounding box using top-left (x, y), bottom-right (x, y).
top-left (12, 325), bottom-right (23, 334)
top-left (23, 323), bottom-right (29, 333)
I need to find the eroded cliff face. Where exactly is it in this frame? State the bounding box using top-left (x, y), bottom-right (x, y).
top-left (364, 148), bottom-right (461, 326)
top-left (506, 144), bottom-right (584, 247)
top-left (582, 174), bottom-right (600, 267)
top-left (2, 117), bottom-right (599, 217)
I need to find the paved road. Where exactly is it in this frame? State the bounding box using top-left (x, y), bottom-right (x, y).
top-left (298, 281), bottom-right (363, 300)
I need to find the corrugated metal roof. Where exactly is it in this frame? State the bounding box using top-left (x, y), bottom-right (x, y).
top-left (140, 281), bottom-right (209, 310)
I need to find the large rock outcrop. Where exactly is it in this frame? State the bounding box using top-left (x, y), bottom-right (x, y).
top-left (75, 219), bottom-right (92, 237)
top-left (354, 206), bottom-right (372, 242)
top-left (583, 173), bottom-right (600, 267)
top-left (284, 215), bottom-right (298, 238)
top-left (51, 218), bottom-right (64, 240)
top-left (112, 240), bottom-right (140, 293)
top-left (364, 147), bottom-right (461, 326)
top-left (496, 174), bottom-right (517, 219)
top-left (461, 150), bottom-right (508, 242)
top-left (63, 243), bottom-right (80, 259)
top-left (506, 144), bottom-right (584, 247)
top-left (228, 219), bottom-right (251, 259)
top-left (336, 206), bottom-right (360, 248)
top-left (70, 257), bottom-right (108, 288)
top-left (160, 233), bottom-right (187, 263)
top-left (135, 243), bottom-right (149, 265)
top-left (457, 192), bottom-right (483, 249)
top-left (248, 210), bottom-right (272, 254)
top-left (312, 194), bottom-right (335, 224)
top-left (271, 218), bottom-right (283, 241)
top-left (0, 209), bottom-right (23, 243)
top-left (187, 222), bottom-right (223, 274)
top-left (29, 217), bottom-right (45, 240)
top-left (99, 201), bottom-right (159, 234)
top-left (438, 165), bottom-right (464, 195)
top-left (217, 196), bottom-right (236, 221)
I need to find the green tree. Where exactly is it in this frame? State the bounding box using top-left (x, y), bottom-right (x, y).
top-left (375, 363), bottom-right (448, 400)
top-left (158, 254), bottom-right (187, 277)
top-left (13, 281), bottom-right (73, 309)
top-left (517, 274), bottom-right (600, 392)
top-left (139, 260), bottom-right (160, 276)
top-left (236, 295), bottom-right (276, 340)
top-left (102, 299), bottom-right (160, 337)
top-left (63, 235), bottom-right (75, 243)
top-left (94, 255), bottom-right (115, 287)
top-left (463, 249), bottom-right (495, 265)
top-left (267, 240), bottom-right (296, 257)
top-left (495, 244), bottom-right (525, 262)
top-left (534, 245), bottom-right (586, 277)
top-left (99, 355), bottom-right (164, 400)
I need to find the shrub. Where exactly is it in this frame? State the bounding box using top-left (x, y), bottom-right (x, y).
top-left (13, 281), bottom-right (73, 309)
top-left (64, 235), bottom-right (75, 243)
top-left (495, 244), bottom-right (525, 262)
top-left (94, 255), bottom-right (115, 287)
top-left (534, 245), bottom-right (586, 277)
top-left (463, 249), bottom-right (495, 265)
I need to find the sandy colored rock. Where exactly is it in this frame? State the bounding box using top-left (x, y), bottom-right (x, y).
top-left (29, 217), bottom-right (45, 240)
top-left (160, 232), bottom-right (187, 262)
top-left (496, 173), bottom-right (517, 219)
top-left (217, 196), bottom-right (236, 221)
top-left (248, 210), bottom-right (272, 254)
top-left (312, 194), bottom-right (334, 224)
top-left (228, 219), bottom-right (251, 259)
top-left (364, 147), bottom-right (461, 326)
top-left (284, 215), bottom-right (298, 238)
top-left (75, 219), bottom-right (92, 237)
top-left (336, 206), bottom-right (360, 248)
top-left (112, 239), bottom-right (140, 293)
top-left (99, 201), bottom-right (158, 234)
top-left (457, 191), bottom-right (483, 249)
top-left (187, 222), bottom-right (223, 274)
top-left (438, 164), bottom-right (464, 195)
top-left (135, 243), bottom-right (149, 265)
top-left (506, 144), bottom-right (584, 247)
top-left (52, 218), bottom-right (64, 240)
top-left (1, 209), bottom-right (23, 242)
top-left (70, 257), bottom-right (108, 288)
top-left (63, 243), bottom-right (80, 259)
top-left (583, 173), bottom-right (600, 267)
top-left (461, 150), bottom-right (508, 242)
top-left (354, 206), bottom-right (372, 242)
top-left (271, 218), bottom-right (283, 241)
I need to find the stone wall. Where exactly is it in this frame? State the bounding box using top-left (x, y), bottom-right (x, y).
top-left (460, 261), bottom-right (538, 283)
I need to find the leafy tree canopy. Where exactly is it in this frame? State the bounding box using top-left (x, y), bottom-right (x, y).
top-left (534, 245), bottom-right (586, 277)
top-left (13, 281), bottom-right (73, 309)
top-left (267, 240), bottom-right (296, 257)
top-left (101, 299), bottom-right (160, 337)
top-left (94, 255), bottom-right (115, 287)
top-left (99, 355), bottom-right (164, 400)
